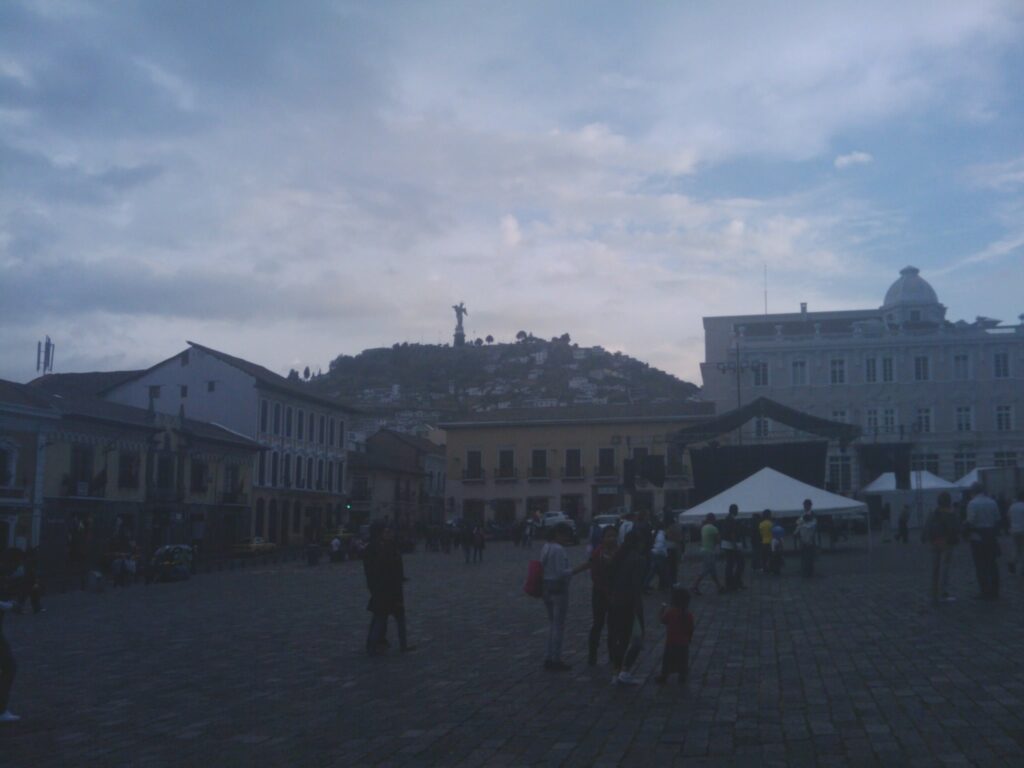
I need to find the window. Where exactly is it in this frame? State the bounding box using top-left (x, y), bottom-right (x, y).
top-left (830, 358), bottom-right (846, 384)
top-left (865, 409), bottom-right (879, 433)
top-left (328, 418), bottom-right (335, 447)
top-left (752, 362), bottom-right (769, 387)
top-left (207, 380), bottom-right (216, 393)
top-left (911, 453), bottom-right (940, 474)
top-left (318, 415), bottom-right (326, 445)
top-left (337, 462), bottom-right (344, 492)
top-left (882, 357), bottom-right (894, 383)
top-left (564, 448), bottom-right (582, 478)
top-left (882, 408), bottom-right (896, 434)
top-left (296, 456), bottom-right (304, 489)
top-left (273, 403), bottom-right (282, 436)
top-left (754, 417), bottom-right (770, 438)
top-left (865, 358), bottom-right (877, 383)
top-left (180, 385), bottom-right (188, 398)
top-left (831, 410), bottom-right (847, 423)
top-left (149, 385), bottom-right (161, 400)
top-left (118, 451), bottom-right (140, 489)
top-left (996, 405), bottom-right (1013, 432)
top-left (597, 448), bottom-right (616, 477)
top-left (953, 354), bottom-right (970, 381)
top-left (914, 408), bottom-right (932, 434)
top-left (306, 457), bottom-right (314, 487)
top-left (497, 448), bottom-right (515, 479)
top-left (827, 455), bottom-right (852, 492)
top-left (317, 459), bottom-right (325, 489)
top-left (994, 351), bottom-right (1010, 379)
top-left (914, 356), bottom-right (930, 381)
top-left (190, 460), bottom-right (208, 493)
top-left (955, 406), bottom-right (973, 432)
top-left (791, 360), bottom-right (807, 386)
top-left (285, 407), bottom-right (293, 437)
top-left (994, 451), bottom-right (1017, 468)
top-left (327, 460), bottom-right (334, 492)
top-left (530, 449), bottom-right (548, 478)
top-left (337, 420), bottom-right (345, 449)
top-left (271, 452), bottom-right (279, 487)
top-left (258, 452), bottom-right (266, 486)
top-left (70, 444), bottom-right (94, 486)
top-left (297, 409), bottom-right (305, 440)
top-left (260, 400), bottom-right (269, 433)
top-left (953, 452), bottom-right (976, 479)
top-left (154, 454), bottom-right (173, 490)
top-left (283, 454), bottom-right (291, 486)
top-left (465, 450), bottom-right (483, 480)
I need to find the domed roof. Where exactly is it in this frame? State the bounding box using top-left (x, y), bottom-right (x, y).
top-left (882, 266), bottom-right (939, 308)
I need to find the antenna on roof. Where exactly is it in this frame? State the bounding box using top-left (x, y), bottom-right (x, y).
top-left (36, 336), bottom-right (55, 374)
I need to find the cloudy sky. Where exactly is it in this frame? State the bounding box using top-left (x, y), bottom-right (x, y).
top-left (2, 1), bottom-right (1023, 385)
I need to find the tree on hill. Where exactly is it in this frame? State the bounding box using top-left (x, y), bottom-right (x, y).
top-left (485, 335), bottom-right (494, 344)
top-left (515, 330), bottom-right (527, 342)
top-left (287, 369), bottom-right (300, 382)
top-left (303, 366), bottom-right (311, 380)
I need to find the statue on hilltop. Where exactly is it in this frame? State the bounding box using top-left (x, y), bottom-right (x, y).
top-left (452, 302), bottom-right (468, 347)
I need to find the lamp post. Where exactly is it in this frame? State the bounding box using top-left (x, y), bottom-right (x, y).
top-left (716, 334), bottom-right (759, 446)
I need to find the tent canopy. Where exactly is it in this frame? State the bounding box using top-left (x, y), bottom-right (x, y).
top-left (678, 467), bottom-right (867, 521)
top-left (862, 470), bottom-right (958, 493)
top-left (954, 467), bottom-right (996, 489)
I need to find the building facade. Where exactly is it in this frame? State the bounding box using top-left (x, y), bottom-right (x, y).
top-left (100, 342), bottom-right (356, 544)
top-left (700, 267), bottom-right (1024, 490)
top-left (441, 402), bottom-right (714, 525)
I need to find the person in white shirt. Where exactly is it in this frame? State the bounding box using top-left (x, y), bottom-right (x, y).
top-left (966, 483), bottom-right (1001, 599)
top-left (1008, 490), bottom-right (1024, 581)
top-left (540, 524), bottom-right (574, 671)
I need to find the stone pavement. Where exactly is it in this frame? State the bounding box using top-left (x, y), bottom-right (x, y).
top-left (2, 536), bottom-right (1024, 767)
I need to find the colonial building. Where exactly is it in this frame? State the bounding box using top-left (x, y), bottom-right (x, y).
top-left (365, 429), bottom-right (446, 523)
top-left (2, 378), bottom-right (258, 569)
top-left (97, 342), bottom-right (357, 544)
top-left (700, 266), bottom-right (1024, 491)
top-left (440, 402), bottom-right (714, 525)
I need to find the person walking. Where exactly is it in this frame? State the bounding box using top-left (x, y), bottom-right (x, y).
top-left (1009, 490), bottom-right (1024, 580)
top-left (644, 527), bottom-right (668, 593)
top-left (472, 525), bottom-right (485, 563)
top-left (607, 531), bottom-right (645, 685)
top-left (573, 526), bottom-right (618, 666)
top-left (721, 505), bottom-right (745, 591)
top-left (796, 500), bottom-right (818, 578)
top-left (655, 586), bottom-right (695, 685)
top-left (965, 483), bottom-right (1001, 599)
top-left (923, 491), bottom-right (959, 603)
top-left (758, 510), bottom-right (774, 573)
top-left (365, 525), bottom-right (415, 655)
top-left (540, 524), bottom-right (574, 671)
top-left (692, 513), bottom-right (723, 596)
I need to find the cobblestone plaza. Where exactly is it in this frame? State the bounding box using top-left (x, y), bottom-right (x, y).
top-left (3, 539), bottom-right (1024, 767)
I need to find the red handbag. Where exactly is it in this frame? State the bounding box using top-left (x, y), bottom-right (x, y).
top-left (523, 559), bottom-right (544, 598)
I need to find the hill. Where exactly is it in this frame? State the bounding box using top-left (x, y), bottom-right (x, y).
top-left (310, 336), bottom-right (700, 420)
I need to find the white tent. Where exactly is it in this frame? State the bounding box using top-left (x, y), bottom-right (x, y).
top-left (862, 471), bottom-right (958, 493)
top-left (677, 467), bottom-right (867, 522)
top-left (954, 467), bottom-right (996, 489)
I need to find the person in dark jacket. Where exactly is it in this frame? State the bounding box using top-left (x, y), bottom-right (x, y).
top-left (365, 525), bottom-right (415, 655)
top-left (607, 531), bottom-right (646, 685)
top-left (0, 552), bottom-right (20, 723)
top-left (923, 491), bottom-right (960, 603)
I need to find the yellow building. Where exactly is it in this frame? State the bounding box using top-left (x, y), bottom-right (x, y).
top-left (440, 402), bottom-right (714, 525)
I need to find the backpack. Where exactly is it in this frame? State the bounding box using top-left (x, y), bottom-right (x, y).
top-left (523, 559), bottom-right (543, 598)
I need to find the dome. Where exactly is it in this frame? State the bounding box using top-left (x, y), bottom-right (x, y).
top-left (882, 266), bottom-right (939, 309)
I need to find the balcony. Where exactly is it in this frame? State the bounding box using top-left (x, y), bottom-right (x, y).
top-left (527, 466), bottom-right (549, 482)
top-left (461, 469), bottom-right (486, 484)
top-left (593, 466), bottom-right (619, 481)
top-left (494, 467), bottom-right (518, 483)
top-left (561, 467), bottom-right (586, 482)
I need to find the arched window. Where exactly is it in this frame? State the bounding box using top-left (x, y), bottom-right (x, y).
top-left (255, 498), bottom-right (265, 537)
top-left (308, 412), bottom-right (315, 442)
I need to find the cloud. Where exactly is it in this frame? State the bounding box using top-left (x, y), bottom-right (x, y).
top-left (834, 151), bottom-right (874, 170)
top-left (966, 155), bottom-right (1024, 190)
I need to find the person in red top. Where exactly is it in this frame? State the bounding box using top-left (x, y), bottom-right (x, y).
top-left (572, 526), bottom-right (618, 666)
top-left (656, 585), bottom-right (695, 685)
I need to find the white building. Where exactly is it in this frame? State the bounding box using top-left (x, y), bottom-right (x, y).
top-left (700, 267), bottom-right (1024, 491)
top-left (103, 341), bottom-right (358, 544)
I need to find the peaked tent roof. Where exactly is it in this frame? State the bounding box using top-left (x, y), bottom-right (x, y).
top-left (862, 471), bottom-right (959, 493)
top-left (678, 467), bottom-right (867, 520)
top-left (670, 397), bottom-right (862, 449)
top-left (954, 467), bottom-right (997, 489)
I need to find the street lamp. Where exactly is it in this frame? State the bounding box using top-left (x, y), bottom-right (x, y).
top-left (716, 334), bottom-right (759, 445)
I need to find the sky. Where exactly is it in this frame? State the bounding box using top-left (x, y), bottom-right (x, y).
top-left (2, 0), bottom-right (1023, 386)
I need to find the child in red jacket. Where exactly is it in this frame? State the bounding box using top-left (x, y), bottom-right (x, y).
top-left (656, 586), bottom-right (694, 684)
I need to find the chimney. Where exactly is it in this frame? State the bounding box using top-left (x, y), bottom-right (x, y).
top-left (800, 302), bottom-right (807, 316)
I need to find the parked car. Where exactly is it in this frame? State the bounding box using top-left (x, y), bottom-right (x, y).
top-left (231, 537), bottom-right (277, 556)
top-left (591, 513), bottom-right (622, 531)
top-left (538, 511), bottom-right (579, 543)
top-left (150, 544), bottom-right (192, 582)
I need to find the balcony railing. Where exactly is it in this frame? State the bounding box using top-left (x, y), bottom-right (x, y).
top-left (494, 467), bottom-right (518, 483)
top-left (462, 469), bottom-right (486, 483)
